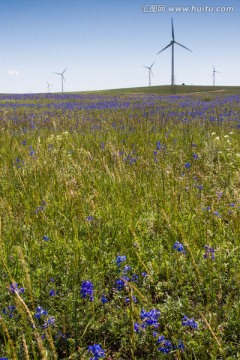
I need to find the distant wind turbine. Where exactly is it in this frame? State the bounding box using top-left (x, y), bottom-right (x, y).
top-left (212, 65), bottom-right (220, 86)
top-left (143, 61), bottom-right (155, 87)
top-left (53, 68), bottom-right (67, 93)
top-left (46, 81), bottom-right (53, 93)
top-left (157, 18), bottom-right (192, 94)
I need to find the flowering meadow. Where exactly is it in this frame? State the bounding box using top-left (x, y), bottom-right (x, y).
top-left (0, 91), bottom-right (239, 359)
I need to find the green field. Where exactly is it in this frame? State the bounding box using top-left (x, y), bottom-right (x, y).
top-left (0, 91), bottom-right (239, 359)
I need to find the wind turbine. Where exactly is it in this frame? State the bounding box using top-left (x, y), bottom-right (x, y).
top-left (157, 18), bottom-right (192, 94)
top-left (212, 65), bottom-right (220, 86)
top-left (53, 68), bottom-right (67, 93)
top-left (46, 81), bottom-right (53, 93)
top-left (143, 61), bottom-right (155, 87)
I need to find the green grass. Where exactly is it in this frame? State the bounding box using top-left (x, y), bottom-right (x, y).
top-left (80, 84), bottom-right (240, 96)
top-left (0, 92), bottom-right (239, 359)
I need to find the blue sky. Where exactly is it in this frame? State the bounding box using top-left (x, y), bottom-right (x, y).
top-left (0, 0), bottom-right (239, 93)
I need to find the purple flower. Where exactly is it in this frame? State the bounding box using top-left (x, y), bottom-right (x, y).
top-left (42, 235), bottom-right (49, 241)
top-left (182, 315), bottom-right (198, 329)
top-left (80, 280), bottom-right (94, 301)
top-left (204, 245), bottom-right (215, 260)
top-left (9, 283), bottom-right (24, 294)
top-left (34, 306), bottom-right (48, 319)
top-left (86, 216), bottom-right (93, 221)
top-left (2, 306), bottom-right (15, 318)
top-left (184, 162), bottom-right (191, 169)
top-left (43, 316), bottom-right (55, 329)
top-left (88, 344), bottom-right (105, 359)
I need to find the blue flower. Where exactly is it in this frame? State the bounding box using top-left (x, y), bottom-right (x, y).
top-left (140, 308), bottom-right (160, 327)
top-left (193, 153), bottom-right (198, 159)
top-left (157, 336), bottom-right (173, 354)
top-left (100, 295), bottom-right (108, 304)
top-left (34, 306), bottom-right (48, 319)
top-left (115, 279), bottom-right (125, 291)
top-left (177, 340), bottom-right (184, 350)
top-left (134, 322), bottom-right (141, 333)
top-left (173, 241), bottom-right (186, 253)
top-left (80, 280), bottom-right (94, 301)
top-left (49, 289), bottom-right (56, 296)
top-left (116, 255), bottom-right (126, 267)
top-left (184, 162), bottom-right (191, 169)
top-left (182, 316), bottom-right (198, 329)
top-left (88, 344), bottom-right (105, 359)
top-left (42, 235), bottom-right (49, 241)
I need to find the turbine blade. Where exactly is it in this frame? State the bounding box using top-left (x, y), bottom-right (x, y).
top-left (157, 42), bottom-right (172, 55)
top-left (171, 18), bottom-right (174, 41)
top-left (143, 66), bottom-right (150, 69)
top-left (53, 72), bottom-right (61, 75)
top-left (62, 68), bottom-right (67, 74)
top-left (150, 61), bottom-right (155, 68)
top-left (175, 41), bottom-right (192, 52)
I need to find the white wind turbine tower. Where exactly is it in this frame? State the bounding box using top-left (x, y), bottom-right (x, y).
top-left (46, 81), bottom-right (53, 93)
top-left (143, 61), bottom-right (155, 87)
top-left (212, 65), bottom-right (220, 86)
top-left (53, 68), bottom-right (67, 92)
top-left (157, 18), bottom-right (192, 94)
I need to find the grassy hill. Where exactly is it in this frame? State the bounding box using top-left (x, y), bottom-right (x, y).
top-left (82, 84), bottom-right (240, 96)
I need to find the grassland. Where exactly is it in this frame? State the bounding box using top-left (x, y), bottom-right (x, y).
top-left (0, 90), bottom-right (239, 359)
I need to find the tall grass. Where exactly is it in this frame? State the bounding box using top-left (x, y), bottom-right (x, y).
top-left (0, 92), bottom-right (239, 359)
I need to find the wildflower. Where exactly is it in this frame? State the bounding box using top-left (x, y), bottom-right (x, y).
top-left (184, 162), bottom-right (191, 169)
top-left (80, 280), bottom-right (94, 301)
top-left (88, 344), bottom-right (105, 359)
top-left (49, 289), bottom-right (56, 296)
top-left (141, 272), bottom-right (147, 277)
top-left (157, 336), bottom-right (173, 354)
top-left (182, 316), bottom-right (198, 329)
top-left (134, 322), bottom-right (141, 333)
top-left (156, 140), bottom-right (161, 150)
top-left (43, 316), bottom-right (56, 329)
top-left (141, 308), bottom-right (160, 328)
top-left (193, 153), bottom-right (198, 159)
top-left (173, 241), bottom-right (186, 253)
top-left (116, 255), bottom-right (126, 267)
top-left (2, 306), bottom-right (15, 318)
top-left (9, 283), bottom-right (24, 294)
top-left (123, 265), bottom-right (131, 273)
top-left (86, 216), bottom-right (93, 221)
top-left (125, 296), bottom-right (137, 304)
top-left (42, 235), bottom-right (49, 241)
top-left (177, 340), bottom-right (185, 350)
top-left (115, 279), bottom-right (125, 291)
top-left (204, 245), bottom-right (215, 260)
top-left (34, 306), bottom-right (48, 319)
top-left (100, 295), bottom-right (108, 304)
